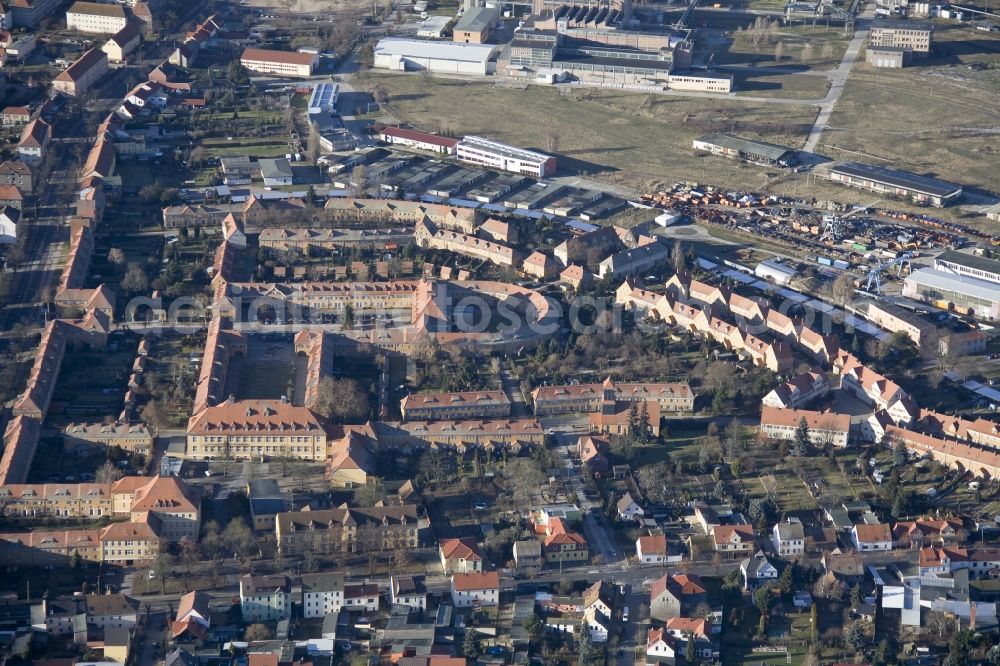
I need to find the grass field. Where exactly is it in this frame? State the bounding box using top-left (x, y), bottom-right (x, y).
top-left (722, 24), bottom-right (853, 70)
top-left (735, 73), bottom-right (831, 100)
top-left (371, 73), bottom-right (820, 193)
top-left (823, 23), bottom-right (1000, 193)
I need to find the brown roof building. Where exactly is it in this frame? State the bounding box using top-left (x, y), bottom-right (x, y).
top-left (240, 47), bottom-right (317, 77)
top-left (532, 377), bottom-right (693, 415)
top-left (439, 537), bottom-right (484, 574)
top-left (275, 504), bottom-right (423, 555)
top-left (0, 160), bottom-right (34, 193)
top-left (186, 398), bottom-right (329, 461)
top-left (401, 390), bottom-right (511, 421)
top-left (53, 48), bottom-right (109, 97)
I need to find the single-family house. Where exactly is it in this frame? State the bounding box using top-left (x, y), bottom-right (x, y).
top-left (712, 524), bottom-right (755, 555)
top-left (650, 573), bottom-right (706, 622)
top-left (439, 537), bottom-right (484, 574)
top-left (636, 534), bottom-right (668, 565)
top-left (740, 550), bottom-right (779, 591)
top-left (617, 493), bottom-right (644, 522)
top-left (772, 519), bottom-right (805, 557)
top-left (852, 523), bottom-right (893, 552)
top-left (450, 571), bottom-right (499, 607)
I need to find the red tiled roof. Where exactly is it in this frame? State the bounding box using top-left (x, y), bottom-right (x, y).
top-left (451, 571), bottom-right (499, 591)
top-left (440, 537), bottom-right (483, 562)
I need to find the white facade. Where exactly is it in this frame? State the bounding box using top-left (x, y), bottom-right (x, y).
top-left (852, 526), bottom-right (893, 552)
top-left (772, 521), bottom-right (805, 557)
top-left (390, 585), bottom-right (426, 610)
top-left (668, 72), bottom-right (733, 93)
top-left (583, 608), bottom-right (610, 642)
top-left (636, 537), bottom-right (667, 565)
top-left (0, 208), bottom-right (18, 244)
top-left (303, 589), bottom-right (343, 619)
top-left (450, 575), bottom-right (499, 607)
top-left (417, 15), bottom-right (451, 38)
top-left (456, 135), bottom-right (556, 177)
top-left (343, 586), bottom-right (379, 612)
top-left (755, 259), bottom-right (797, 285)
top-left (241, 48), bottom-right (317, 77)
top-left (66, 4), bottom-right (128, 34)
top-left (242, 591), bottom-right (291, 622)
top-left (88, 610), bottom-right (137, 629)
top-left (373, 38), bottom-right (499, 76)
top-left (647, 637), bottom-right (675, 661)
top-left (617, 498), bottom-right (644, 522)
top-left (241, 577), bottom-right (291, 623)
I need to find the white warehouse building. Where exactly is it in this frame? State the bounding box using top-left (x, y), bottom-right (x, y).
top-left (373, 38), bottom-right (500, 75)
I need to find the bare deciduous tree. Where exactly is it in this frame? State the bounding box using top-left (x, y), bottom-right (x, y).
top-left (544, 129), bottom-right (560, 153)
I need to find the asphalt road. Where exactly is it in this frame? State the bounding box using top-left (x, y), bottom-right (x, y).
top-left (548, 425), bottom-right (624, 566)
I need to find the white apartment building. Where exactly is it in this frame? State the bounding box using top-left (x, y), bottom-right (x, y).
top-left (240, 574), bottom-right (291, 622)
top-left (66, 1), bottom-right (128, 34)
top-left (450, 572), bottom-right (499, 607)
top-left (301, 573), bottom-right (345, 619)
top-left (772, 520), bottom-right (805, 557)
top-left (456, 135), bottom-right (557, 177)
top-left (240, 48), bottom-right (318, 77)
top-left (759, 405), bottom-right (851, 448)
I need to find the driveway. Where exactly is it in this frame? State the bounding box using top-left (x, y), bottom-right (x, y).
top-left (548, 428), bottom-right (623, 565)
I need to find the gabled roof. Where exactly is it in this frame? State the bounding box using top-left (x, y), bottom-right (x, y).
top-left (582, 580), bottom-right (614, 611)
top-left (651, 573), bottom-right (705, 601)
top-left (440, 537), bottom-right (483, 562)
top-left (0, 185), bottom-right (24, 201)
top-left (451, 571), bottom-right (499, 591)
top-left (240, 574), bottom-right (290, 595)
top-left (86, 593), bottom-right (138, 617)
top-left (0, 160), bottom-right (31, 175)
top-left (54, 49), bottom-right (107, 83)
top-left (67, 1), bottom-right (127, 18)
top-left (18, 118), bottom-right (50, 149)
top-left (382, 126), bottom-right (459, 148)
top-left (774, 521), bottom-right (804, 541)
top-left (741, 550), bottom-right (778, 578)
top-left (713, 524), bottom-right (755, 544)
top-left (853, 522), bottom-right (891, 543)
top-left (666, 616), bottom-right (710, 639)
top-left (99, 519), bottom-right (159, 542)
top-left (637, 534), bottom-right (667, 555)
top-left (2, 106), bottom-right (30, 117)
top-left (130, 476), bottom-right (199, 514)
top-left (241, 47), bottom-right (317, 66)
top-left (108, 20), bottom-right (141, 47)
